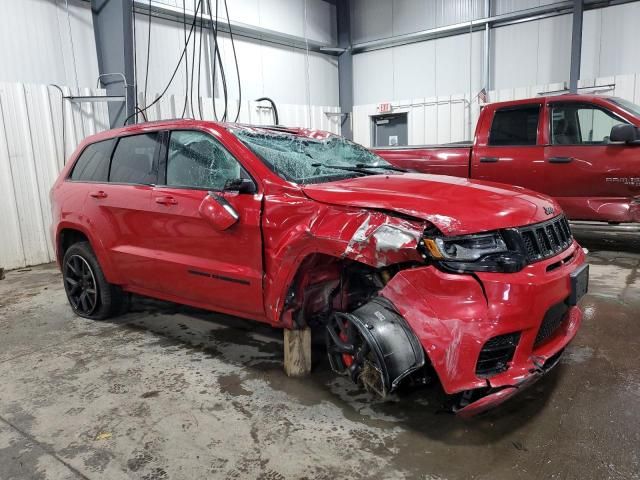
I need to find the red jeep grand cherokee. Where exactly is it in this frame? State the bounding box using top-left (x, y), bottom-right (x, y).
top-left (50, 120), bottom-right (589, 415)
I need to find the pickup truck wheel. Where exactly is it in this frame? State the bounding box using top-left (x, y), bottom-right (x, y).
top-left (62, 242), bottom-right (128, 320)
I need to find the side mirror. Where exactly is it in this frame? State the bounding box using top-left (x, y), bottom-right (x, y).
top-left (199, 192), bottom-right (239, 231)
top-left (610, 124), bottom-right (640, 144)
top-left (223, 177), bottom-right (256, 194)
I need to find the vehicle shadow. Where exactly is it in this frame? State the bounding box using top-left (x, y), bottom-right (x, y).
top-left (105, 294), bottom-right (560, 446)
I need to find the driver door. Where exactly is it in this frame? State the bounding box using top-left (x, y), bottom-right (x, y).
top-left (147, 129), bottom-right (264, 318)
top-left (544, 102), bottom-right (640, 222)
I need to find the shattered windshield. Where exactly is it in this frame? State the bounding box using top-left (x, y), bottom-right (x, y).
top-left (229, 127), bottom-right (397, 184)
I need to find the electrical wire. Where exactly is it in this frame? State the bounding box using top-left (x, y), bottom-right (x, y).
top-left (181, 0), bottom-right (189, 118)
top-left (123, 0), bottom-right (203, 125)
top-left (132, 2), bottom-right (139, 122)
top-left (197, 0), bottom-right (205, 120)
top-left (143, 0), bottom-right (152, 111)
top-left (189, 0), bottom-right (199, 118)
top-left (210, 0), bottom-right (228, 122)
top-left (223, 0), bottom-right (242, 122)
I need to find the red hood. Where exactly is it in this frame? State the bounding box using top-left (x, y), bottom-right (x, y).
top-left (302, 173), bottom-right (560, 235)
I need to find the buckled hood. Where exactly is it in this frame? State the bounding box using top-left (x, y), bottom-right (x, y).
top-left (302, 173), bottom-right (560, 235)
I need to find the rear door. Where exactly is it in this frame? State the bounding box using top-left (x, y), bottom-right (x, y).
top-left (147, 129), bottom-right (264, 318)
top-left (471, 103), bottom-right (548, 194)
top-left (85, 131), bottom-right (162, 288)
top-left (544, 101), bottom-right (640, 222)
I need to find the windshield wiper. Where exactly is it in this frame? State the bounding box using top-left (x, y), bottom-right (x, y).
top-left (355, 163), bottom-right (408, 172)
top-left (310, 163), bottom-right (373, 175)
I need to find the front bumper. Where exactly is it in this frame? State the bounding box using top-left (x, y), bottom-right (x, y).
top-left (380, 241), bottom-right (586, 415)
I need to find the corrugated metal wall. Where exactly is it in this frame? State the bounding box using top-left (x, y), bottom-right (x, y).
top-left (353, 73), bottom-right (640, 147)
top-left (0, 83), bottom-right (110, 270)
top-left (0, 82), bottom-right (340, 270)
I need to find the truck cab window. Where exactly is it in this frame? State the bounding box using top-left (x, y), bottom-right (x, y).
top-left (488, 106), bottom-right (540, 146)
top-left (166, 130), bottom-right (243, 190)
top-left (551, 104), bottom-right (628, 145)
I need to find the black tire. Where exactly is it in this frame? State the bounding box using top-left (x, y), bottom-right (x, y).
top-left (62, 241), bottom-right (129, 320)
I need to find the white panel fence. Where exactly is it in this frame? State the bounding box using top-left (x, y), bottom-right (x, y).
top-left (0, 81), bottom-right (342, 270)
top-left (354, 73), bottom-right (640, 147)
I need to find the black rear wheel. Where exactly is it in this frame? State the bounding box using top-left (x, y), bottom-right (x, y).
top-left (62, 242), bottom-right (128, 320)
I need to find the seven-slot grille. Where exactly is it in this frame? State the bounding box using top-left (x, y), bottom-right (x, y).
top-left (517, 215), bottom-right (573, 263)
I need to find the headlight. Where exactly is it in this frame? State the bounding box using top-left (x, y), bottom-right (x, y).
top-left (423, 231), bottom-right (526, 273)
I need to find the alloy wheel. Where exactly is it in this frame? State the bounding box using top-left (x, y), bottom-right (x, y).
top-left (63, 254), bottom-right (99, 316)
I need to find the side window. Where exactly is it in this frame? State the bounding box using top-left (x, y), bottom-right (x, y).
top-left (551, 104), bottom-right (628, 145)
top-left (488, 106), bottom-right (540, 146)
top-left (109, 133), bottom-right (160, 184)
top-left (70, 139), bottom-right (114, 182)
top-left (166, 130), bottom-right (244, 190)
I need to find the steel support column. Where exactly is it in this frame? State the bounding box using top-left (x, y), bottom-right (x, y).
top-left (91, 0), bottom-right (136, 127)
top-left (483, 0), bottom-right (491, 91)
top-left (569, 0), bottom-right (584, 93)
top-left (337, 0), bottom-right (353, 139)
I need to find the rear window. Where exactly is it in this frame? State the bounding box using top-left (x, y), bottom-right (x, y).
top-left (109, 133), bottom-right (161, 184)
top-left (70, 139), bottom-right (114, 182)
top-left (489, 106), bottom-right (540, 146)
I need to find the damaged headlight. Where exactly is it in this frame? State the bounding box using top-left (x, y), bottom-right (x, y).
top-left (423, 231), bottom-right (526, 273)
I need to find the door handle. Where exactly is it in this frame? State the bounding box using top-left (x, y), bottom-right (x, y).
top-left (154, 196), bottom-right (178, 205)
top-left (89, 190), bottom-right (107, 199)
top-left (548, 157), bottom-right (574, 164)
top-left (479, 157), bottom-right (499, 163)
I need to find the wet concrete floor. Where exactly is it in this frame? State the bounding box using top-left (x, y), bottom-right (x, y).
top-left (0, 234), bottom-right (638, 479)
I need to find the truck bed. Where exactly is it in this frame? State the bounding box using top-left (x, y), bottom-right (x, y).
top-left (373, 144), bottom-right (472, 178)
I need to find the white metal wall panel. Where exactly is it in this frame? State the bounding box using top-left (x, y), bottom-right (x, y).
top-left (0, 0), bottom-right (99, 88)
top-left (0, 83), bottom-right (111, 270)
top-left (393, 42), bottom-right (437, 101)
top-left (392, 0), bottom-right (435, 36)
top-left (581, 2), bottom-right (640, 79)
top-left (353, 31), bottom-right (483, 105)
top-left (492, 15), bottom-right (571, 90)
top-left (435, 0), bottom-right (484, 27)
top-left (353, 49), bottom-right (395, 105)
top-left (352, 0), bottom-right (484, 42)
top-left (350, 0), bottom-right (394, 44)
top-left (493, 0), bottom-right (561, 15)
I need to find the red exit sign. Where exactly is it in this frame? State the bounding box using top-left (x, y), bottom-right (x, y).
top-left (378, 102), bottom-right (392, 113)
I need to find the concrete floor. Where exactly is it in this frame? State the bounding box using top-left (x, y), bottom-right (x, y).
top-left (0, 235), bottom-right (638, 480)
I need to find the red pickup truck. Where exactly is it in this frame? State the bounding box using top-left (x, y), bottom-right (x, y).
top-left (374, 95), bottom-right (640, 227)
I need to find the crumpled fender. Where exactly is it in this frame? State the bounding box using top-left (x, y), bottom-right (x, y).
top-left (262, 183), bottom-right (425, 324)
top-left (346, 297), bottom-right (426, 393)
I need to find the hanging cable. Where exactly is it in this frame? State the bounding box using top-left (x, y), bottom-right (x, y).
top-left (197, 0), bottom-right (205, 120)
top-left (207, 0), bottom-right (220, 121)
top-left (143, 0), bottom-right (152, 111)
top-left (132, 2), bottom-right (139, 122)
top-left (181, 0), bottom-right (189, 118)
top-left (214, 0), bottom-right (228, 121)
top-left (64, 0), bottom-right (80, 91)
top-left (223, 0), bottom-right (242, 122)
top-left (303, 0), bottom-right (312, 128)
top-left (123, 0), bottom-right (202, 125)
top-left (189, 0), bottom-right (199, 117)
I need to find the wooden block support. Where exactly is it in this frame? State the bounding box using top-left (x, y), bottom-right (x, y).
top-left (284, 327), bottom-right (312, 377)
